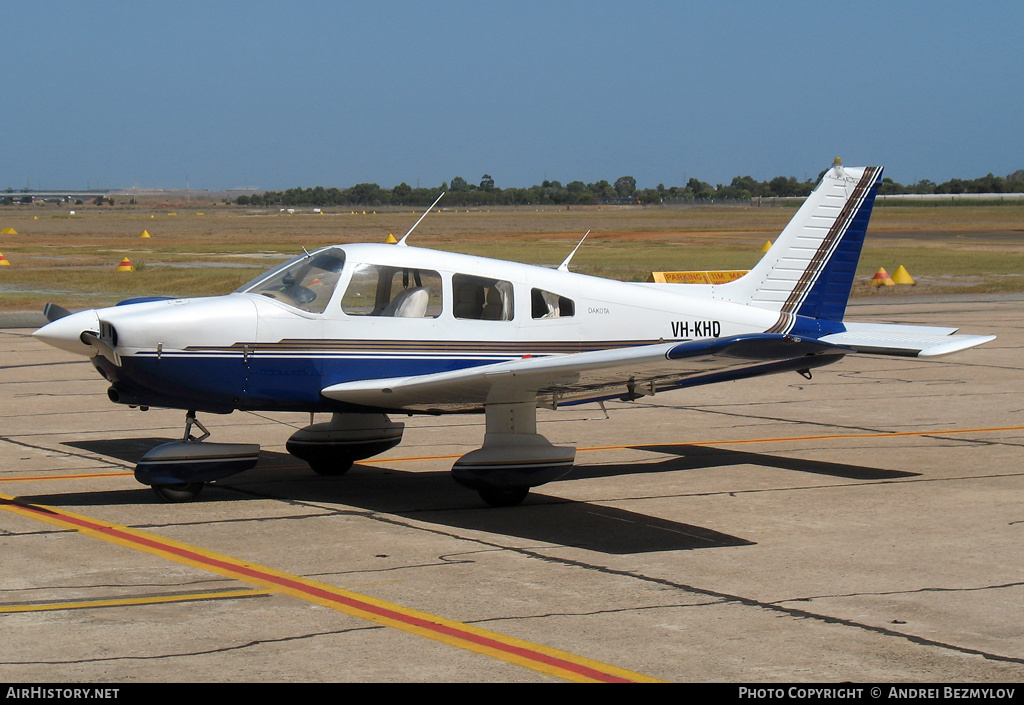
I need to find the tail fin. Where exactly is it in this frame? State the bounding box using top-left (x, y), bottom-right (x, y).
top-left (717, 160), bottom-right (882, 331)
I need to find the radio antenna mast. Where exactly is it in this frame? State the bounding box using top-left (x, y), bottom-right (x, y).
top-left (397, 192), bottom-right (445, 246)
top-left (558, 231), bottom-right (590, 271)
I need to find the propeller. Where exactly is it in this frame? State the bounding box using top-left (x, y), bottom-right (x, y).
top-left (43, 303), bottom-right (72, 322)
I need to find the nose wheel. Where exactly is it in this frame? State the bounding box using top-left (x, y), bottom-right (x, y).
top-left (137, 410), bottom-right (260, 502)
top-left (152, 482), bottom-right (204, 503)
top-left (147, 412), bottom-right (210, 502)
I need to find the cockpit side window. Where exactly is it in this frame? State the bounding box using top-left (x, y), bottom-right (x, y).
top-left (453, 274), bottom-right (514, 321)
top-left (341, 264), bottom-right (442, 318)
top-left (238, 248), bottom-right (346, 314)
top-left (531, 288), bottom-right (575, 319)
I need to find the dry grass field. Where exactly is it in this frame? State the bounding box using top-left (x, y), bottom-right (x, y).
top-left (1, 199), bottom-right (1022, 312)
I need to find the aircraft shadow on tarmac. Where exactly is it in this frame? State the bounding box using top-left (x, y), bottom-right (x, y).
top-left (32, 437), bottom-right (916, 555)
top-left (577, 444), bottom-right (922, 482)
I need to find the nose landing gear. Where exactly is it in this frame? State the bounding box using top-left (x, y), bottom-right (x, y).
top-left (135, 411), bottom-right (260, 502)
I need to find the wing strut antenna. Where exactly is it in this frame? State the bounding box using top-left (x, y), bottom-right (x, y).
top-left (557, 230), bottom-right (590, 271)
top-left (397, 192), bottom-right (445, 246)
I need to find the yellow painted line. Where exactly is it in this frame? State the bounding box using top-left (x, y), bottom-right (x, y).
top-left (380, 424), bottom-right (1024, 463)
top-left (0, 492), bottom-right (662, 683)
top-left (575, 424), bottom-right (1024, 454)
top-left (0, 471), bottom-right (133, 483)
top-left (4, 425), bottom-right (1020, 485)
top-left (0, 589), bottom-right (271, 614)
top-left (378, 453), bottom-right (463, 463)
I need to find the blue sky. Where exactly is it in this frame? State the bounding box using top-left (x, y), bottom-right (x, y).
top-left (2, 1), bottom-right (1022, 192)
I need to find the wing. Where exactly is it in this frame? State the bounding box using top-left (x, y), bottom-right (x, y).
top-left (820, 321), bottom-right (996, 357)
top-left (320, 334), bottom-right (849, 413)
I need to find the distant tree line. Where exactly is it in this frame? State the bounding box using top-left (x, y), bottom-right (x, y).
top-left (234, 170), bottom-right (1024, 208)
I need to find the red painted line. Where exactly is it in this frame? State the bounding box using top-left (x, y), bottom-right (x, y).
top-left (1, 495), bottom-right (656, 682)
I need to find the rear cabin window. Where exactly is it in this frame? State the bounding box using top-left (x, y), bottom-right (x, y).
top-left (453, 274), bottom-right (514, 321)
top-left (531, 289), bottom-right (575, 319)
top-left (341, 264), bottom-right (442, 318)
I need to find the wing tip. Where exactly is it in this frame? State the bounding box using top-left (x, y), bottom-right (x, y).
top-left (917, 334), bottom-right (997, 357)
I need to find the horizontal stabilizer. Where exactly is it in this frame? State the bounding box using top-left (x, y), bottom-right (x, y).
top-left (821, 322), bottom-right (995, 357)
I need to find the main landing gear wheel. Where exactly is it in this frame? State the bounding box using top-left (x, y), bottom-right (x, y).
top-left (286, 413), bottom-right (405, 477)
top-left (308, 457), bottom-right (354, 476)
top-left (452, 402), bottom-right (575, 508)
top-left (478, 487), bottom-right (530, 508)
top-left (151, 482), bottom-right (204, 503)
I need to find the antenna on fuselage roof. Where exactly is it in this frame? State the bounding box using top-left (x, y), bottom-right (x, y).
top-left (397, 192), bottom-right (445, 246)
top-left (557, 231), bottom-right (590, 271)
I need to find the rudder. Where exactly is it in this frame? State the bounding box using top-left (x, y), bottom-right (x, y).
top-left (716, 160), bottom-right (883, 331)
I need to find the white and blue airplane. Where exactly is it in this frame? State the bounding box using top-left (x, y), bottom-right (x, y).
top-left (33, 160), bottom-right (995, 506)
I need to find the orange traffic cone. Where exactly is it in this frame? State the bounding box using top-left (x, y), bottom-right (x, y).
top-left (116, 257), bottom-right (135, 272)
top-left (870, 268), bottom-right (894, 286)
top-left (0, 252), bottom-right (10, 266)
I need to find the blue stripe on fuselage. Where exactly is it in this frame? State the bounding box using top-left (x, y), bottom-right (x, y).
top-left (105, 351), bottom-right (523, 412)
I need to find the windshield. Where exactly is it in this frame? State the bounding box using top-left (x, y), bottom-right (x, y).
top-left (237, 248), bottom-right (346, 314)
